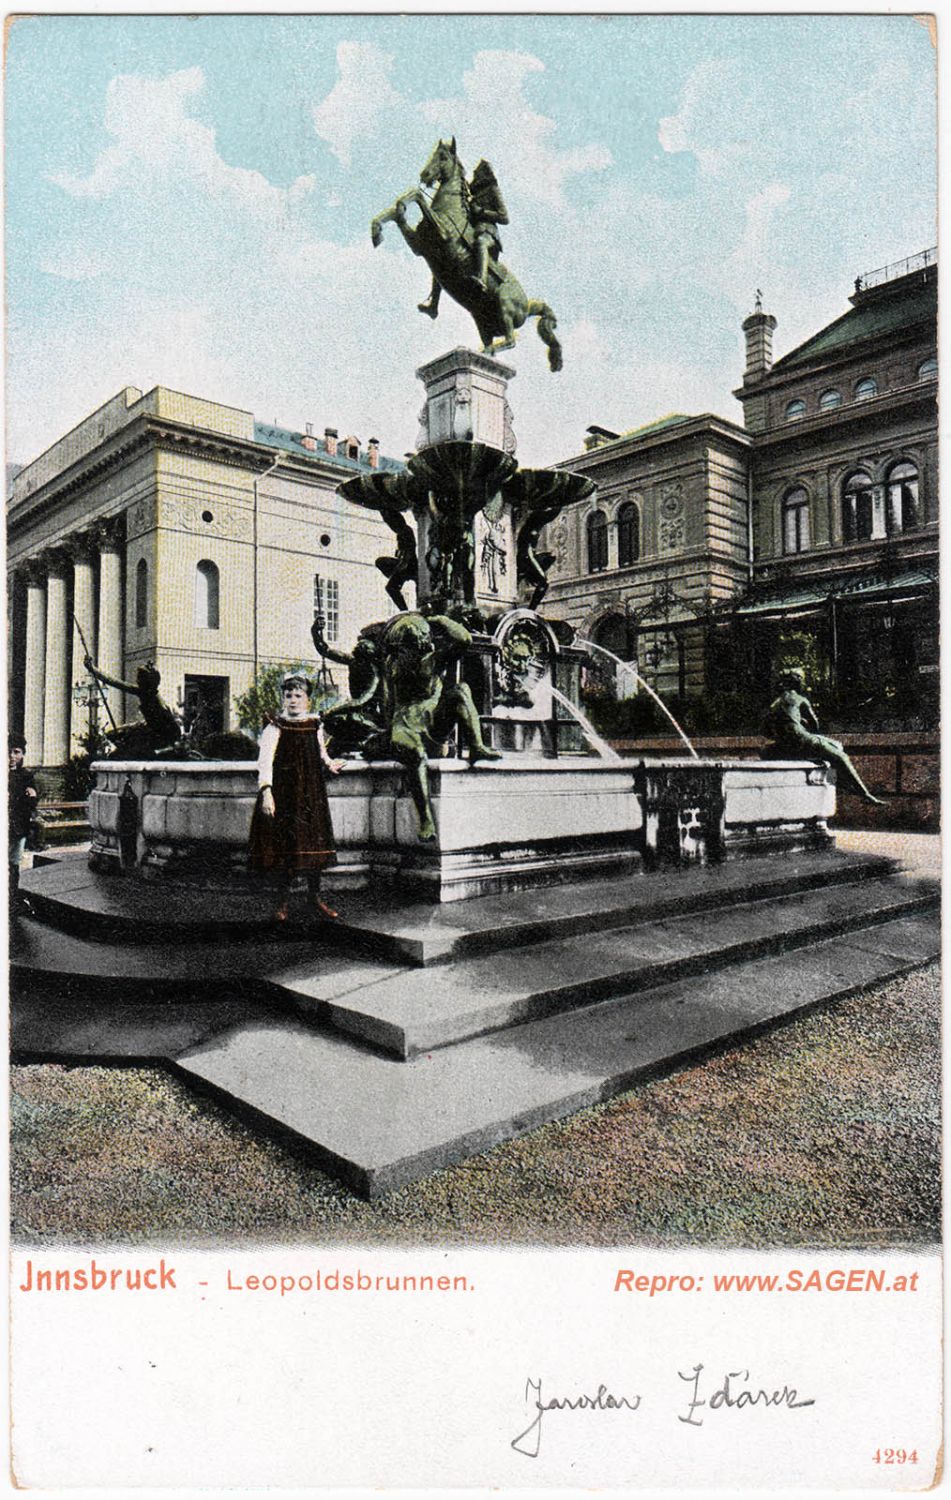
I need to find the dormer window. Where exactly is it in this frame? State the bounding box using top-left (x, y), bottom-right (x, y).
top-left (819, 389), bottom-right (842, 410)
top-left (784, 399), bottom-right (806, 422)
top-left (855, 377), bottom-right (878, 401)
top-left (918, 356), bottom-right (937, 380)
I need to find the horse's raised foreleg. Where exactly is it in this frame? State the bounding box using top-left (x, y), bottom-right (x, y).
top-left (370, 188), bottom-right (428, 248)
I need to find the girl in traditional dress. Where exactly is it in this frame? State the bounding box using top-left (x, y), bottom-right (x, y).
top-left (248, 672), bottom-right (343, 922)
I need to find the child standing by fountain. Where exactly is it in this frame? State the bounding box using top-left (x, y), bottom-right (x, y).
top-left (248, 672), bottom-right (343, 922)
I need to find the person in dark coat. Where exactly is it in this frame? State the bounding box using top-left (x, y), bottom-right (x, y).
top-left (247, 673), bottom-right (344, 922)
top-left (8, 735), bottom-right (38, 911)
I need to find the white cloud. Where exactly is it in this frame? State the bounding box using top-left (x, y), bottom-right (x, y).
top-left (658, 58), bottom-right (750, 179)
top-left (39, 248), bottom-right (109, 281)
top-left (51, 67), bottom-right (315, 221)
top-left (313, 42), bottom-right (405, 168)
top-left (420, 50), bottom-right (611, 207)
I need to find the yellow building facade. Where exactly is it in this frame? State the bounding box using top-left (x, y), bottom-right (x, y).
top-left (7, 385), bottom-right (402, 767)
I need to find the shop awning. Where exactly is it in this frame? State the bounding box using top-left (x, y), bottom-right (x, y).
top-left (735, 569), bottom-right (936, 617)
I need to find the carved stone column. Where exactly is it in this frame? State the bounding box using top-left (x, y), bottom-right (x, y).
top-left (95, 522), bottom-right (125, 728)
top-left (68, 537), bottom-right (97, 753)
top-left (23, 563), bottom-right (47, 761)
top-left (42, 551), bottom-right (70, 767)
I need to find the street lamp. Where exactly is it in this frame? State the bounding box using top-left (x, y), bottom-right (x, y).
top-left (253, 455), bottom-right (283, 682)
top-left (72, 677), bottom-right (100, 755)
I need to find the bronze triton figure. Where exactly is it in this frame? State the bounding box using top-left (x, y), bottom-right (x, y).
top-left (371, 139), bottom-right (563, 371)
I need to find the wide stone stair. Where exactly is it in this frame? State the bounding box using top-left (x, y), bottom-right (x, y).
top-left (12, 848), bottom-right (940, 1197)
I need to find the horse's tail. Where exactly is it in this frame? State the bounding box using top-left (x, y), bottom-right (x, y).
top-left (527, 300), bottom-right (563, 373)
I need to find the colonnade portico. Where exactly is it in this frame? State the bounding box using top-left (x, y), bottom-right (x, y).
top-left (10, 519), bottom-right (126, 767)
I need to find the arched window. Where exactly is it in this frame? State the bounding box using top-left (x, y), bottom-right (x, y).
top-left (842, 472), bottom-right (875, 543)
top-left (135, 558), bottom-right (148, 630)
top-left (918, 356), bottom-right (937, 380)
top-left (586, 511), bottom-right (608, 573)
top-left (886, 460), bottom-right (919, 535)
top-left (195, 560), bottom-right (220, 629)
top-left (782, 488), bottom-right (811, 554)
top-left (785, 398), bottom-right (806, 422)
top-left (593, 613), bottom-right (632, 660)
top-left (855, 377), bottom-right (878, 401)
top-left (617, 502), bottom-right (640, 567)
top-left (819, 389), bottom-right (842, 410)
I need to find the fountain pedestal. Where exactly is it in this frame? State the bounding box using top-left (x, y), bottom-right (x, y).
top-left (416, 347), bottom-right (520, 615)
top-left (87, 757), bottom-right (835, 902)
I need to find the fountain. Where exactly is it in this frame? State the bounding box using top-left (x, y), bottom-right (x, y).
top-left (84, 344), bottom-right (839, 893)
top-left (576, 636), bottom-right (700, 760)
top-left (17, 139), bottom-right (933, 1208)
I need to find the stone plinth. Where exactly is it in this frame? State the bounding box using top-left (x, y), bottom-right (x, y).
top-left (415, 347), bottom-right (516, 453)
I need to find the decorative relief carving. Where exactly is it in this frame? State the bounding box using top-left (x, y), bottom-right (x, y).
top-left (552, 517), bottom-right (568, 570)
top-left (502, 399), bottom-right (516, 455)
top-left (660, 485), bottom-right (684, 520)
top-left (125, 498), bottom-right (156, 540)
top-left (660, 517), bottom-right (686, 552)
top-left (159, 497), bottom-right (251, 539)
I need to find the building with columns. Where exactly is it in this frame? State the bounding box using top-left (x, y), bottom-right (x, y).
top-left (7, 386), bottom-right (404, 771)
top-left (539, 248), bottom-right (938, 724)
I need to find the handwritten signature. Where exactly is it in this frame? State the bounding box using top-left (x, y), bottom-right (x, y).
top-left (511, 1378), bottom-right (641, 1457)
top-left (511, 1365), bottom-right (816, 1456)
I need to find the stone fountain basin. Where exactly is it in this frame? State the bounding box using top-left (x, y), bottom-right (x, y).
top-left (87, 757), bottom-right (835, 902)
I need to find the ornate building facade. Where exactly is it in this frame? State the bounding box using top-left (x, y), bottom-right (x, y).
top-left (540, 250), bottom-right (938, 726)
top-left (7, 386), bottom-right (403, 767)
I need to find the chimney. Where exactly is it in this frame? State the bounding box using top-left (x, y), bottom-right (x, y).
top-left (324, 427), bottom-right (338, 458)
top-left (368, 437), bottom-right (380, 469)
top-left (742, 291), bottom-right (777, 380)
top-left (301, 421), bottom-right (317, 452)
top-left (583, 424), bottom-right (620, 452)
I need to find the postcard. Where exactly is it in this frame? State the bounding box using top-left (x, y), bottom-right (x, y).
top-left (6, 10), bottom-right (941, 1491)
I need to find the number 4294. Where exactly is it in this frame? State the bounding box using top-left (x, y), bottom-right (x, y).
top-left (874, 1449), bottom-right (917, 1465)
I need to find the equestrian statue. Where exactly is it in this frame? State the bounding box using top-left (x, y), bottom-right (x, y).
top-left (370, 139), bottom-right (563, 372)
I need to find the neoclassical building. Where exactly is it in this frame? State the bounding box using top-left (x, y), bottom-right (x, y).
top-left (7, 386), bottom-right (404, 768)
top-left (540, 249), bottom-right (938, 721)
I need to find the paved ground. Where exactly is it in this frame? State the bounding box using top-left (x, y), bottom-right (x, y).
top-left (11, 957), bottom-right (940, 1249)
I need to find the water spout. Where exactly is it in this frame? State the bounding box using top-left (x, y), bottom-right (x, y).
top-left (550, 685), bottom-right (622, 761)
top-left (576, 638), bottom-right (700, 760)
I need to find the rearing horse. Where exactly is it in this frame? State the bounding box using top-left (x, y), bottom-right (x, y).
top-left (370, 139), bottom-right (563, 372)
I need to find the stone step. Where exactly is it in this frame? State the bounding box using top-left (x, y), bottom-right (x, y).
top-left (174, 912), bottom-right (941, 1198)
top-left (268, 875), bottom-right (938, 1057)
top-left (20, 848), bottom-right (897, 965)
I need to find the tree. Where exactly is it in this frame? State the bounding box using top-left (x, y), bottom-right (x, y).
top-left (63, 722), bottom-right (111, 801)
top-left (234, 661), bottom-right (340, 736)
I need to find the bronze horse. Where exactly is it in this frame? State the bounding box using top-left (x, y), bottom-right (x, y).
top-left (370, 139), bottom-right (563, 371)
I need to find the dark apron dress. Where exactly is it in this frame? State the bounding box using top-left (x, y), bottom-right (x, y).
top-left (248, 717), bottom-right (337, 876)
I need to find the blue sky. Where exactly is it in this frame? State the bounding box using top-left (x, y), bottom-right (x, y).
top-left (5, 14), bottom-right (937, 468)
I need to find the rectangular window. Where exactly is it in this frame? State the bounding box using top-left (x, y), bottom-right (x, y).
top-left (314, 575), bottom-right (339, 641)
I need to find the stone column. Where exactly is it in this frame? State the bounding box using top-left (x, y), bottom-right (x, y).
top-left (23, 563), bottom-right (47, 761)
top-left (69, 538), bottom-right (97, 752)
top-left (95, 523), bottom-right (125, 728)
top-left (42, 552), bottom-right (70, 767)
